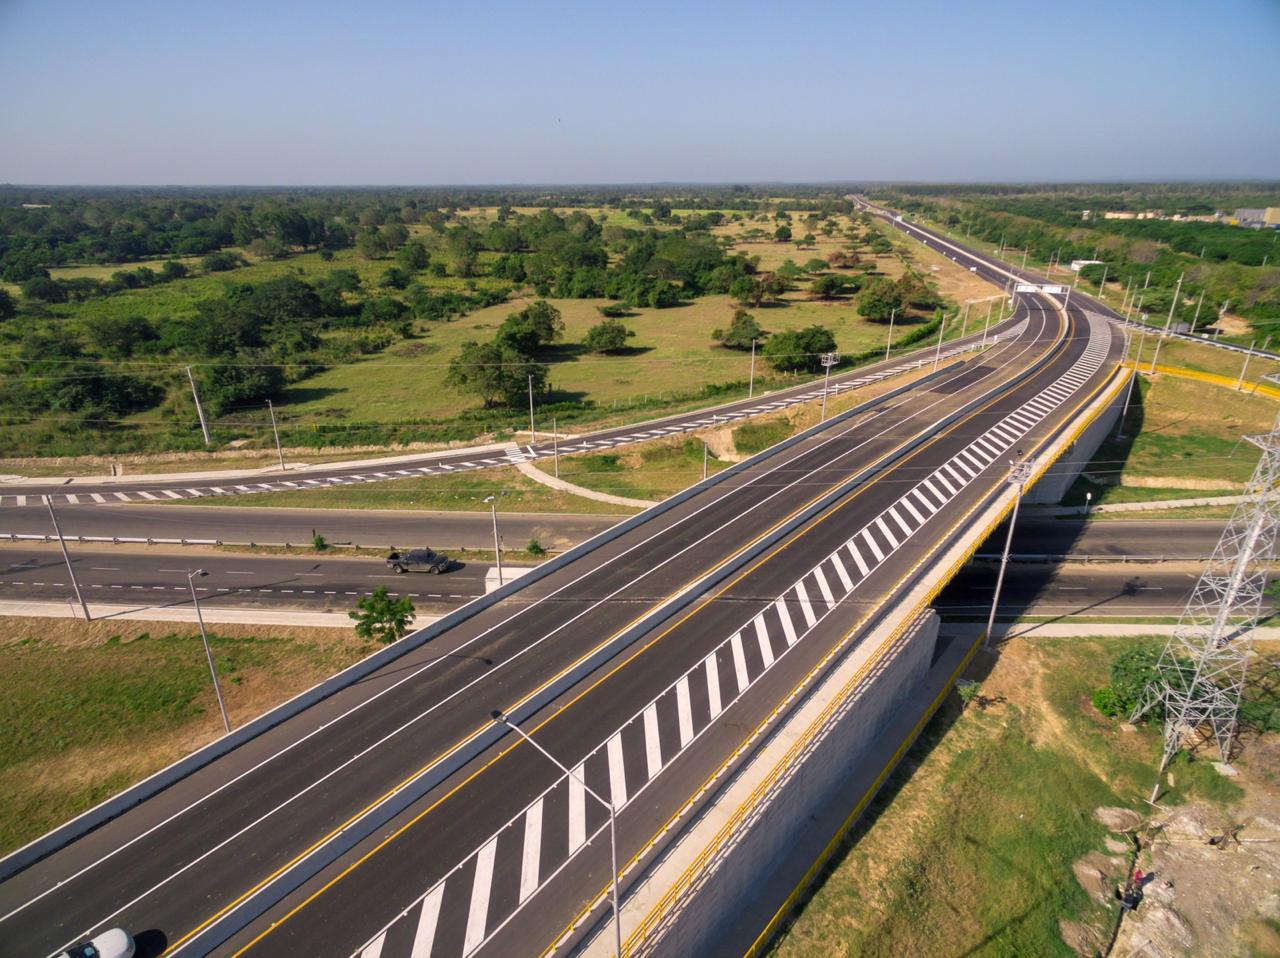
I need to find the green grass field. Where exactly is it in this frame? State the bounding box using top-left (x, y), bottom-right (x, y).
top-left (0, 619), bottom-right (372, 854)
top-left (768, 636), bottom-right (1244, 957)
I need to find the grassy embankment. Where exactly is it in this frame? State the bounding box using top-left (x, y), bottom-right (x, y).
top-left (0, 617), bottom-right (374, 855)
top-left (768, 636), bottom-right (1260, 957)
top-left (1064, 340), bottom-right (1279, 508)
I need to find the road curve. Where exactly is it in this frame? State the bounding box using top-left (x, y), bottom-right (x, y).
top-left (0, 218), bottom-right (1124, 958)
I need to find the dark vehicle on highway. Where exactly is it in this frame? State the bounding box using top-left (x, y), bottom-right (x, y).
top-left (386, 548), bottom-right (453, 574)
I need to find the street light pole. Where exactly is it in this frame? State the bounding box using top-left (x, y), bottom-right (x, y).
top-left (528, 374), bottom-right (536, 443)
top-left (188, 569), bottom-right (231, 734)
top-left (186, 365), bottom-right (212, 446)
top-left (552, 416), bottom-right (559, 478)
top-left (932, 314), bottom-right (946, 371)
top-left (45, 495), bottom-right (90, 621)
top-left (1119, 327), bottom-right (1143, 439)
top-left (266, 399), bottom-right (285, 471)
top-left (819, 351), bottom-right (840, 421)
top-left (981, 300), bottom-right (994, 347)
top-left (491, 711), bottom-right (623, 958)
top-left (748, 338), bottom-right (757, 398)
top-left (484, 495), bottom-right (503, 586)
top-left (884, 307), bottom-right (896, 362)
top-left (984, 459), bottom-right (1033, 651)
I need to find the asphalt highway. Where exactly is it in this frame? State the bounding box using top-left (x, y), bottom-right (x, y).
top-left (0, 517), bottom-right (1230, 617)
top-left (0, 215), bottom-right (1124, 958)
top-left (0, 505), bottom-right (620, 552)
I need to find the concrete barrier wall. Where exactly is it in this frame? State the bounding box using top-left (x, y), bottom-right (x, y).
top-left (627, 612), bottom-right (939, 958)
top-left (1025, 373), bottom-right (1125, 505)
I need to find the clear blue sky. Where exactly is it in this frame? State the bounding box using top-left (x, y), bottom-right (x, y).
top-left (1, 0), bottom-right (1277, 185)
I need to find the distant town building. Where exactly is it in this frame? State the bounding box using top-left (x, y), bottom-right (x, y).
top-left (1081, 210), bottom-right (1092, 220)
top-left (1233, 208), bottom-right (1267, 228)
top-left (1266, 208), bottom-right (1280, 227)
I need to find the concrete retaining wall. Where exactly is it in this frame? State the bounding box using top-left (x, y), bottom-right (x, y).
top-left (1025, 371), bottom-right (1126, 505)
top-left (628, 613), bottom-right (940, 958)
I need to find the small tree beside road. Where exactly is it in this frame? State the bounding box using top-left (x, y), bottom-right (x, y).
top-left (350, 586), bottom-right (415, 644)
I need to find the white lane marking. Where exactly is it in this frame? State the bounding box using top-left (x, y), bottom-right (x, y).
top-left (774, 597), bottom-right (798, 645)
top-left (90, 493), bottom-right (106, 503)
top-left (874, 516), bottom-right (899, 550)
top-left (846, 541), bottom-right (871, 576)
top-left (886, 505), bottom-right (912, 539)
top-left (90, 567), bottom-right (120, 572)
top-left (813, 567), bottom-right (836, 608)
top-left (410, 884), bottom-right (445, 957)
top-left (65, 494), bottom-right (80, 504)
top-left (24, 326), bottom-right (1048, 940)
top-left (934, 471), bottom-right (958, 496)
top-left (362, 931), bottom-right (386, 958)
top-left (607, 733), bottom-right (628, 806)
top-left (704, 654), bottom-right (722, 719)
top-left (568, 764), bottom-right (587, 852)
top-left (676, 677), bottom-right (694, 747)
top-left (911, 489), bottom-right (939, 516)
top-left (921, 477), bottom-right (946, 503)
top-left (519, 798), bottom-right (543, 904)
top-left (794, 582), bottom-right (818, 629)
top-left (730, 632), bottom-right (749, 693)
top-left (829, 553), bottom-right (853, 591)
top-left (861, 529), bottom-right (885, 563)
top-left (114, 492), bottom-right (131, 501)
top-left (643, 704), bottom-right (662, 779)
top-left (754, 614), bottom-right (774, 667)
top-left (462, 836), bottom-right (498, 953)
top-left (900, 496), bottom-right (926, 526)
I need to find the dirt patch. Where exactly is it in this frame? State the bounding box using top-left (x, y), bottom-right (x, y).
top-left (1096, 806), bottom-right (1144, 831)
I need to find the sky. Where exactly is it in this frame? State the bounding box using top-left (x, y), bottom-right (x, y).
top-left (1, 0), bottom-right (1277, 185)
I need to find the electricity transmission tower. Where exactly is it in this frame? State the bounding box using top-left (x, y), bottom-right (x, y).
top-left (1132, 403), bottom-right (1280, 788)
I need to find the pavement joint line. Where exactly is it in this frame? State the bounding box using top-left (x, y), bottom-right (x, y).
top-left (267, 300), bottom-right (1065, 957)
top-left (215, 318), bottom-right (1053, 958)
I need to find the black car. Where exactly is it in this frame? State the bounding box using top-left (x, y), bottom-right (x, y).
top-left (385, 548), bottom-right (453, 574)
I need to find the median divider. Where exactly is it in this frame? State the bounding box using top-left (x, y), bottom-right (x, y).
top-left (0, 345), bottom-right (994, 885)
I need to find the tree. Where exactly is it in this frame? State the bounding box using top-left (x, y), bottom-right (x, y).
top-left (809, 274), bottom-right (849, 299)
top-left (774, 224), bottom-right (792, 243)
top-left (869, 236), bottom-right (893, 255)
top-left (858, 276), bottom-right (903, 321)
top-left (397, 241), bottom-right (430, 271)
top-left (350, 586), bottom-right (415, 644)
top-left (762, 325), bottom-right (837, 373)
top-left (446, 340), bottom-right (549, 407)
top-left (582, 318), bottom-right (634, 353)
top-left (86, 314), bottom-right (156, 359)
top-left (21, 275), bottom-right (66, 303)
top-left (379, 266), bottom-right (410, 289)
top-left (712, 309), bottom-right (769, 350)
top-left (896, 272), bottom-right (940, 309)
top-left (0, 288), bottom-right (15, 320)
top-left (495, 301), bottom-right (564, 356)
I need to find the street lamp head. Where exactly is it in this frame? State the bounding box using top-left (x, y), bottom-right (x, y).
top-left (483, 495), bottom-right (496, 504)
top-left (490, 709), bottom-right (509, 726)
top-left (190, 569), bottom-right (208, 579)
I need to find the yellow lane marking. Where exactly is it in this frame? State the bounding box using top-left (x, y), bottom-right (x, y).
top-left (536, 301), bottom-right (1078, 955)
top-left (233, 313), bottom-right (1060, 956)
top-left (182, 368), bottom-right (976, 955)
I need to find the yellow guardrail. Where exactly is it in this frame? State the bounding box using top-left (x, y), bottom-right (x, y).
top-left (1125, 360), bottom-right (1280, 400)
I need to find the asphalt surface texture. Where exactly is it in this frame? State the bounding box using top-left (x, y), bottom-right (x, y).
top-left (0, 505), bottom-right (620, 552)
top-left (0, 517), bottom-right (1228, 618)
top-left (0, 209), bottom-right (1124, 958)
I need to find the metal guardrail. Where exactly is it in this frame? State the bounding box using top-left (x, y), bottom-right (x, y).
top-left (1, 533), bottom-right (222, 546)
top-left (971, 552), bottom-right (1209, 563)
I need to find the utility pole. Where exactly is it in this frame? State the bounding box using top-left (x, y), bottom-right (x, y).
top-left (1021, 248), bottom-right (1028, 270)
top-left (1193, 289), bottom-right (1206, 330)
top-left (1236, 341), bottom-right (1256, 392)
top-left (959, 301), bottom-right (970, 338)
top-left (1162, 272), bottom-right (1184, 338)
top-left (1096, 263), bottom-right (1108, 299)
top-left (819, 351), bottom-right (840, 421)
top-left (932, 314), bottom-right (946, 371)
top-left (748, 338), bottom-right (757, 398)
top-left (527, 374), bottom-right (536, 442)
top-left (981, 300), bottom-right (994, 347)
top-left (46, 495), bottom-right (90, 621)
top-left (702, 440), bottom-right (709, 479)
top-left (1119, 326), bottom-right (1143, 439)
top-left (552, 416), bottom-right (559, 478)
top-left (984, 459), bottom-right (1033, 650)
top-left (266, 399), bottom-right (285, 471)
top-left (187, 366), bottom-right (212, 446)
top-left (188, 569), bottom-right (231, 734)
top-left (484, 495), bottom-right (503, 587)
top-left (884, 307), bottom-right (897, 361)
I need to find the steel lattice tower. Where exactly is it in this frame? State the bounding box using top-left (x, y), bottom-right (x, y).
top-left (1132, 405), bottom-right (1280, 777)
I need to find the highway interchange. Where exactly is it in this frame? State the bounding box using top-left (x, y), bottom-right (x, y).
top-left (0, 206), bottom-right (1132, 957)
